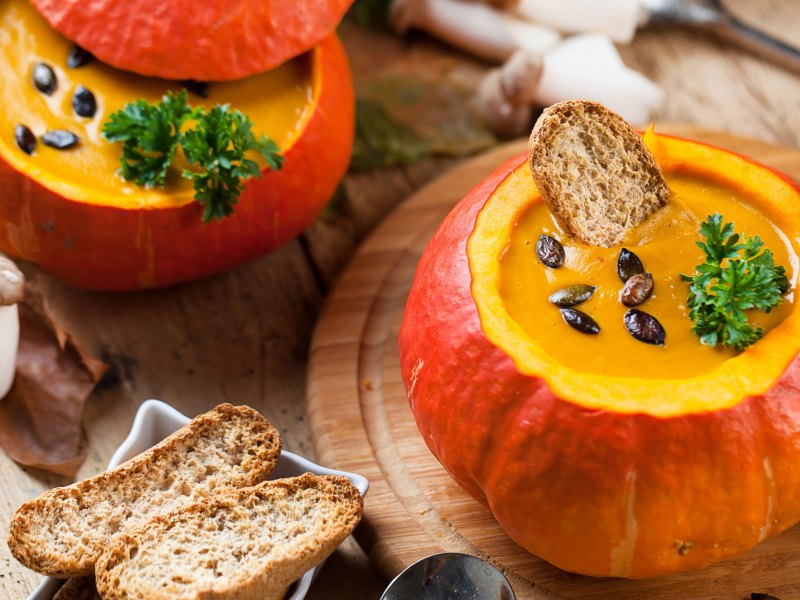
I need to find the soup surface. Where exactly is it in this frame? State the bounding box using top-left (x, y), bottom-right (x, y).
top-left (500, 173), bottom-right (796, 378)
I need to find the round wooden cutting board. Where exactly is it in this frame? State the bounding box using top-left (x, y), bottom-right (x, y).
top-left (306, 127), bottom-right (800, 600)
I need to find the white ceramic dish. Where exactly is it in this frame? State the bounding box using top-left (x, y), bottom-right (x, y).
top-left (27, 399), bottom-right (369, 600)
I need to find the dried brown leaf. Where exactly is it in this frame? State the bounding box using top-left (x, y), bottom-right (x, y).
top-left (0, 286), bottom-right (107, 477)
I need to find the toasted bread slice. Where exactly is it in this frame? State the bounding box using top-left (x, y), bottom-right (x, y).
top-left (7, 403), bottom-right (281, 578)
top-left (528, 100), bottom-right (670, 247)
top-left (95, 474), bottom-right (364, 600)
top-left (53, 577), bottom-right (100, 600)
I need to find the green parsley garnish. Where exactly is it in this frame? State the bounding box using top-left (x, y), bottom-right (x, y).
top-left (681, 213), bottom-right (790, 351)
top-left (102, 90), bottom-right (284, 222)
top-left (181, 105), bottom-right (283, 222)
top-left (101, 90), bottom-right (199, 188)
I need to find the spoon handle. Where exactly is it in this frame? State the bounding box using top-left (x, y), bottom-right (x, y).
top-left (641, 0), bottom-right (800, 73)
top-left (716, 15), bottom-right (800, 73)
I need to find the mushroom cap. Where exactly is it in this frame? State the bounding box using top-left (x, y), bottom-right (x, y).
top-left (0, 256), bottom-right (25, 306)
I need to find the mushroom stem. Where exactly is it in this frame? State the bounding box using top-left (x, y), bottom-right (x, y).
top-left (0, 305), bottom-right (19, 399)
top-left (0, 257), bottom-right (24, 400)
top-left (535, 33), bottom-right (665, 124)
top-left (473, 0), bottom-right (645, 43)
top-left (475, 52), bottom-right (543, 135)
top-left (390, 0), bottom-right (560, 63)
top-left (476, 33), bottom-right (665, 135)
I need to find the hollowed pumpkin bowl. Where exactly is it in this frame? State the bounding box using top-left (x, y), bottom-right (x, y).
top-left (399, 132), bottom-right (800, 579)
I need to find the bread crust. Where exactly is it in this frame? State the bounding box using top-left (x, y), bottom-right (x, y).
top-left (528, 100), bottom-right (670, 247)
top-left (95, 474), bottom-right (363, 600)
top-left (7, 403), bottom-right (281, 578)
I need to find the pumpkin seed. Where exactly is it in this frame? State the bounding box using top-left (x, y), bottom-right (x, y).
top-left (549, 284), bottom-right (596, 307)
top-left (620, 272), bottom-right (654, 307)
top-left (15, 124), bottom-right (36, 155)
top-left (624, 309), bottom-right (665, 345)
top-left (42, 130), bottom-right (79, 150)
top-left (32, 62), bottom-right (57, 95)
top-left (560, 308), bottom-right (600, 334)
top-left (67, 45), bottom-right (94, 69)
top-left (536, 235), bottom-right (565, 268)
top-left (617, 248), bottom-right (645, 282)
top-left (183, 80), bottom-right (210, 98)
top-left (72, 85), bottom-right (97, 118)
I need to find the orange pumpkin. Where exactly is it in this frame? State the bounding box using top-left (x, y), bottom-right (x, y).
top-left (0, 0), bottom-right (353, 290)
top-left (398, 134), bottom-right (800, 578)
top-left (30, 0), bottom-right (354, 81)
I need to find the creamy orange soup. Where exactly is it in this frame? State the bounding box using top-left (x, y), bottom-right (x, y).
top-left (500, 173), bottom-right (796, 379)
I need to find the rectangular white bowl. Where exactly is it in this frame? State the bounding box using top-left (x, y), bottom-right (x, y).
top-left (28, 399), bottom-right (369, 600)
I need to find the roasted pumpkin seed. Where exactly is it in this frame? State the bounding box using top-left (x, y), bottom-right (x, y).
top-left (15, 124), bottom-right (36, 155)
top-left (617, 248), bottom-right (645, 282)
top-left (620, 272), bottom-right (654, 307)
top-left (42, 130), bottom-right (79, 150)
top-left (183, 80), bottom-right (210, 98)
top-left (624, 309), bottom-right (665, 345)
top-left (32, 62), bottom-right (57, 95)
top-left (67, 45), bottom-right (94, 69)
top-left (560, 308), bottom-right (600, 334)
top-left (536, 235), bottom-right (565, 268)
top-left (72, 85), bottom-right (97, 118)
top-left (549, 284), bottom-right (596, 307)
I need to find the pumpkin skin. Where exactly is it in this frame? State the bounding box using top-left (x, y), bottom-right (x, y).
top-left (398, 135), bottom-right (800, 579)
top-left (29, 0), bottom-right (355, 81)
top-left (0, 34), bottom-right (353, 291)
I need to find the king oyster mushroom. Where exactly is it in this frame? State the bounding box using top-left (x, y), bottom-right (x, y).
top-left (390, 0), bottom-right (560, 63)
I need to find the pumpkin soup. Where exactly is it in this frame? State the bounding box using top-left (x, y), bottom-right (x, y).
top-left (499, 172), bottom-right (796, 378)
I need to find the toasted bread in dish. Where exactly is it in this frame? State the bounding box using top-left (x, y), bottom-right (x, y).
top-left (95, 473), bottom-right (364, 600)
top-left (52, 577), bottom-right (100, 600)
top-left (7, 403), bottom-right (281, 578)
top-left (528, 100), bottom-right (670, 247)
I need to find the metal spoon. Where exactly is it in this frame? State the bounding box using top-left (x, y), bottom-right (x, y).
top-left (640, 0), bottom-right (800, 73)
top-left (380, 552), bottom-right (516, 600)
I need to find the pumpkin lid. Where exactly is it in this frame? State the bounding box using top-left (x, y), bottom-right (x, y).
top-left (29, 0), bottom-right (355, 81)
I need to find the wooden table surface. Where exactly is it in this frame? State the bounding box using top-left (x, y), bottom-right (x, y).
top-left (1, 1), bottom-right (799, 597)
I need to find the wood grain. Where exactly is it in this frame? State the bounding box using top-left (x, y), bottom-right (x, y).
top-left (306, 128), bottom-right (800, 600)
top-left (1, 0), bottom-right (798, 596)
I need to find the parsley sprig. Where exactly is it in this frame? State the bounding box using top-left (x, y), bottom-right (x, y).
top-left (681, 214), bottom-right (790, 350)
top-left (182, 105), bottom-right (283, 222)
top-left (102, 90), bottom-right (284, 222)
top-left (102, 91), bottom-right (199, 188)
